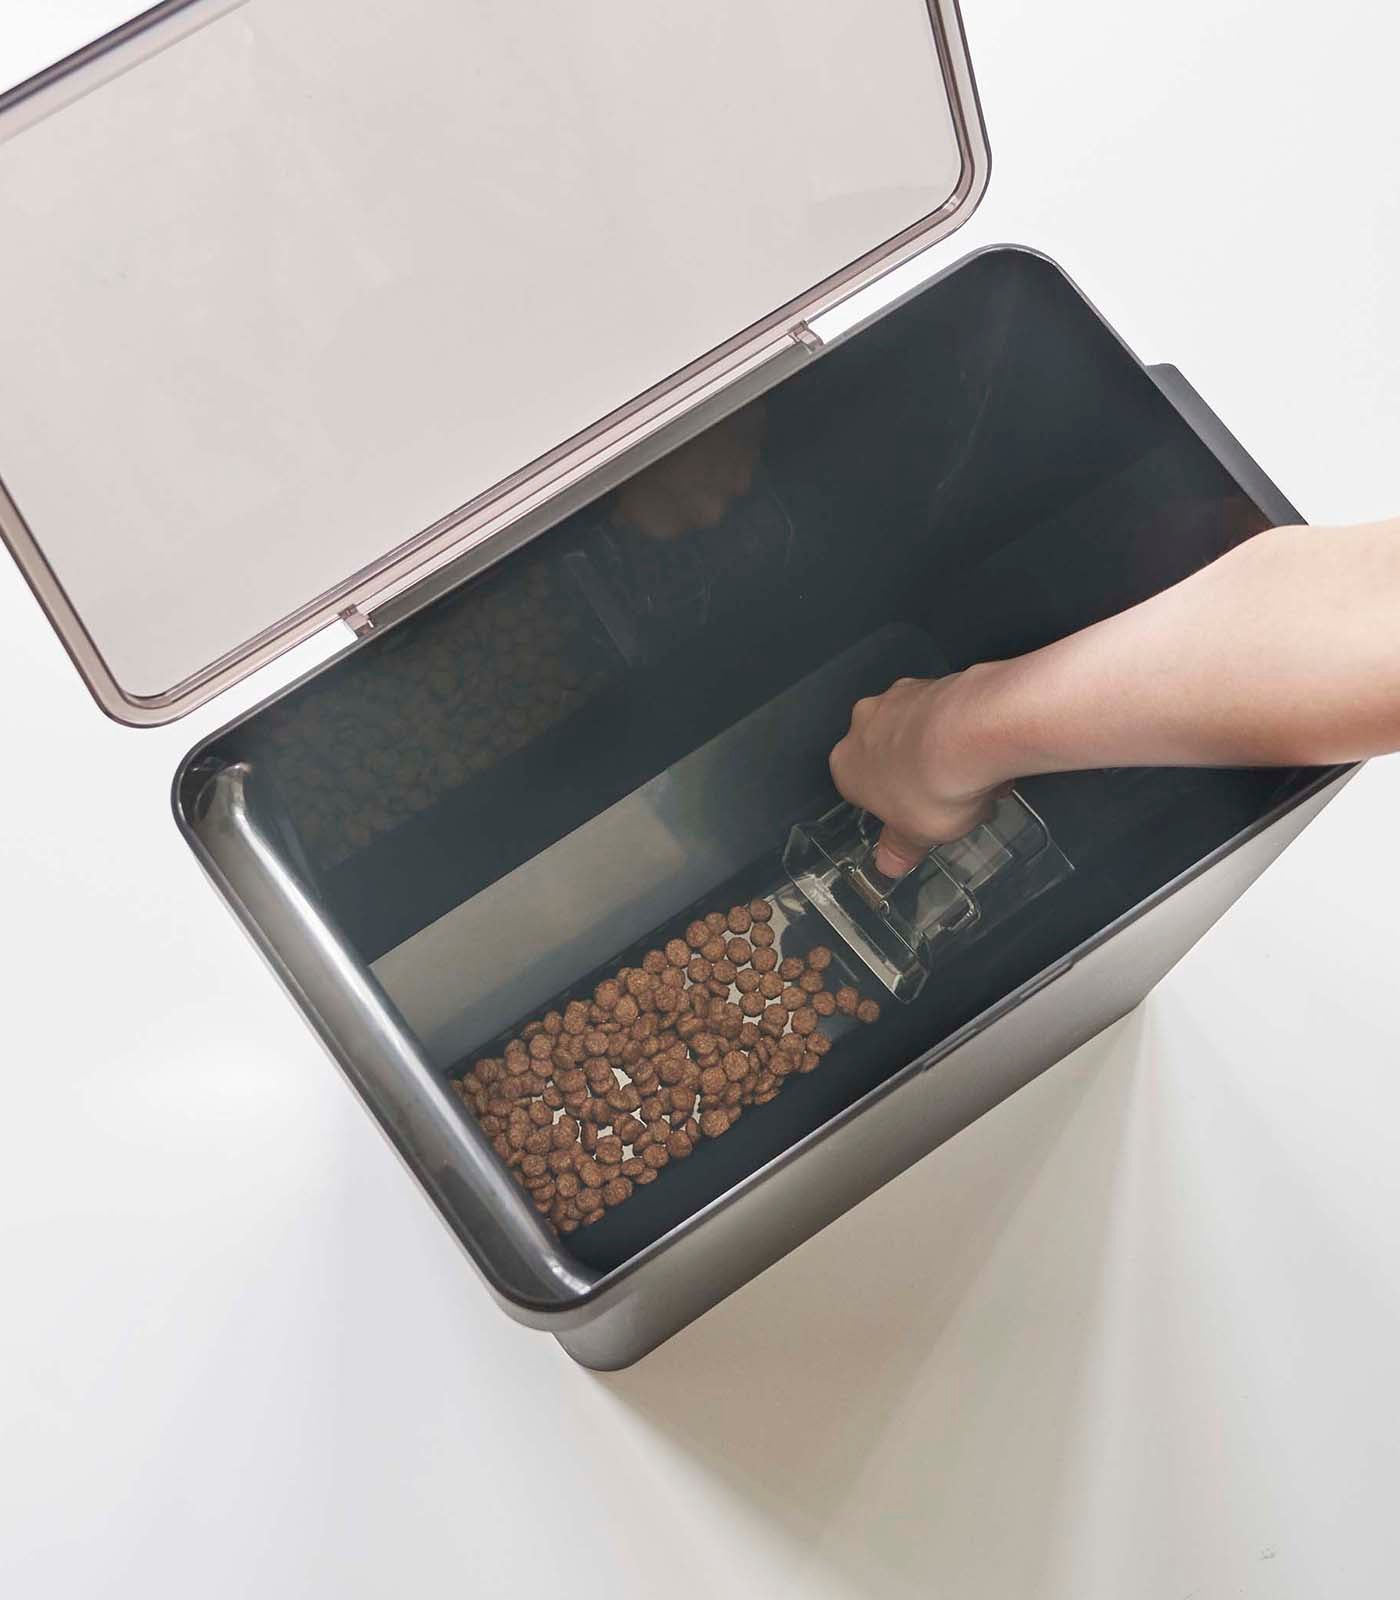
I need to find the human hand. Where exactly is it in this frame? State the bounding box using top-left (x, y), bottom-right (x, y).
top-left (828, 671), bottom-right (1010, 878)
top-left (612, 404), bottom-right (765, 540)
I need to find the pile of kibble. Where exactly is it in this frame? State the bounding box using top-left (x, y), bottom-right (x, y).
top-left (452, 898), bottom-right (881, 1233)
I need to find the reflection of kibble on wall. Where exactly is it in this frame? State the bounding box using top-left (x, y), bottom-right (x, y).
top-left (255, 561), bottom-right (617, 868)
top-left (453, 896), bottom-right (882, 1233)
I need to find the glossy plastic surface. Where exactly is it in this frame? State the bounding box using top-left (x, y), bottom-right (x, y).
top-left (178, 248), bottom-right (1345, 1363)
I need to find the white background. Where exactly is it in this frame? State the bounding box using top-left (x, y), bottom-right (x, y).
top-left (2, 3), bottom-right (1399, 1597)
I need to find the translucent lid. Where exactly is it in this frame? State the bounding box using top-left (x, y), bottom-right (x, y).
top-left (0, 0), bottom-right (987, 722)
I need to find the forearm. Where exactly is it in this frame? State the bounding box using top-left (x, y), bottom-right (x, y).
top-left (955, 517), bottom-right (1400, 783)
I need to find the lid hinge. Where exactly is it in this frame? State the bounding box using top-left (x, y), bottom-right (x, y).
top-left (339, 603), bottom-right (377, 639)
top-left (790, 320), bottom-right (824, 353)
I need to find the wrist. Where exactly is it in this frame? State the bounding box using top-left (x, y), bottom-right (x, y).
top-left (921, 661), bottom-right (1024, 800)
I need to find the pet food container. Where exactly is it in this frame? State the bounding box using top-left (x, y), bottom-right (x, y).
top-left (0, 0), bottom-right (1349, 1367)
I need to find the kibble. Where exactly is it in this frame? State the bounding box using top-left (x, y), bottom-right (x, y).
top-left (454, 894), bottom-right (884, 1231)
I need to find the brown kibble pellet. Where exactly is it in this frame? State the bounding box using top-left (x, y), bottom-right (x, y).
top-left (800, 969), bottom-right (825, 994)
top-left (700, 1065), bottom-right (726, 1095)
top-left (556, 1171), bottom-right (581, 1198)
top-left (739, 1022), bottom-right (761, 1048)
top-left (779, 956), bottom-right (804, 981)
top-left (835, 986), bottom-right (860, 1016)
top-left (722, 1050), bottom-right (749, 1082)
top-left (712, 958), bottom-right (737, 984)
top-left (686, 920), bottom-right (710, 949)
top-left (749, 898), bottom-right (773, 923)
top-left (669, 1087), bottom-right (694, 1114)
top-left (807, 945), bottom-right (833, 972)
top-left (809, 1031), bottom-right (831, 1056)
top-left (584, 1031), bottom-right (609, 1057)
top-left (641, 1094), bottom-right (665, 1120)
top-left (800, 1051), bottom-right (822, 1074)
top-left (705, 911), bottom-right (727, 934)
top-left (659, 966), bottom-right (684, 990)
top-left (603, 1177), bottom-right (634, 1207)
top-left (625, 970), bottom-right (653, 998)
top-left (857, 998), bottom-right (882, 1024)
top-left (687, 957), bottom-right (712, 983)
top-left (760, 973), bottom-right (783, 1000)
top-left (548, 1148), bottom-right (575, 1175)
top-left (725, 937), bottom-right (752, 966)
top-left (595, 1135), bottom-right (624, 1166)
top-left (735, 970), bottom-right (761, 995)
top-left (576, 1187), bottom-right (605, 1214)
top-left (528, 1034), bottom-right (553, 1060)
top-left (792, 1006), bottom-right (818, 1036)
top-left (667, 1131), bottom-right (694, 1159)
top-left (751, 946), bottom-right (777, 974)
top-left (701, 937), bottom-right (727, 963)
top-left (761, 1005), bottom-right (786, 1038)
top-left (726, 905), bottom-right (753, 934)
top-left (700, 1108), bottom-right (731, 1138)
top-left (581, 1122), bottom-right (599, 1154)
top-left (642, 1144), bottom-right (669, 1170)
top-left (621, 1156), bottom-right (646, 1178)
top-left (781, 986), bottom-right (806, 1011)
top-left (635, 1166), bottom-right (659, 1186)
top-left (563, 1001), bottom-right (589, 1033)
top-left (665, 939), bottom-right (691, 968)
top-left (543, 1011), bottom-right (563, 1036)
top-left (524, 1129), bottom-right (551, 1156)
top-left (638, 949), bottom-right (663, 975)
top-left (528, 1100), bottom-right (552, 1127)
top-left (616, 1114), bottom-right (645, 1144)
top-left (812, 989), bottom-right (837, 1017)
top-left (751, 923), bottom-right (775, 948)
top-left (707, 978), bottom-right (730, 998)
top-left (578, 1158), bottom-right (604, 1189)
top-left (614, 995), bottom-right (639, 1024)
top-left (594, 979), bottom-right (621, 1010)
top-left (521, 1154), bottom-right (548, 1179)
top-left (740, 992), bottom-right (766, 1016)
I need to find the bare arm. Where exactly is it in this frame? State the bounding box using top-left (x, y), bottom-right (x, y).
top-left (830, 518), bottom-right (1400, 875)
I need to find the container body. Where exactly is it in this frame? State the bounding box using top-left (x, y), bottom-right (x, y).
top-left (178, 247), bottom-right (1347, 1366)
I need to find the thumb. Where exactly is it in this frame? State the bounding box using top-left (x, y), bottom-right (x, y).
top-left (874, 826), bottom-right (928, 880)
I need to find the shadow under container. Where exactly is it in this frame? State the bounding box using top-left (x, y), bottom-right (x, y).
top-left (178, 248), bottom-right (1349, 1369)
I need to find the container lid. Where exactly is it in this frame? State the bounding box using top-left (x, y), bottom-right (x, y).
top-left (0, 0), bottom-right (988, 723)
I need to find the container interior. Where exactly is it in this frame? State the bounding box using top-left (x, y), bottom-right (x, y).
top-left (187, 248), bottom-right (1319, 1274)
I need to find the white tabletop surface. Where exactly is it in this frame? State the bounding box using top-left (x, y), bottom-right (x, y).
top-left (3, 3), bottom-right (1399, 1597)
